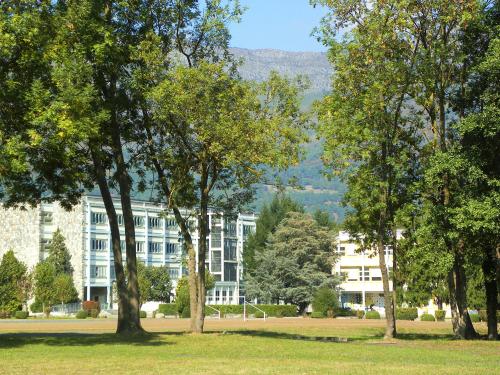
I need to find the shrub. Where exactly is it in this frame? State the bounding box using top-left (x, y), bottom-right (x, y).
top-left (256, 304), bottom-right (297, 317)
top-left (311, 311), bottom-right (325, 318)
top-left (14, 311), bottom-right (29, 319)
top-left (365, 311), bottom-right (380, 319)
top-left (396, 307), bottom-right (418, 321)
top-left (254, 311), bottom-right (264, 319)
top-left (312, 287), bottom-right (338, 318)
top-left (140, 310), bottom-right (147, 318)
top-left (0, 311), bottom-right (11, 319)
top-left (180, 308), bottom-right (190, 318)
top-left (158, 303), bottom-right (177, 316)
top-left (469, 313), bottom-right (480, 323)
top-left (478, 310), bottom-right (500, 322)
top-left (334, 308), bottom-right (356, 317)
top-left (82, 300), bottom-right (100, 312)
top-left (30, 300), bottom-right (43, 313)
top-left (356, 310), bottom-right (365, 319)
top-left (420, 313), bottom-right (435, 322)
top-left (76, 310), bottom-right (87, 319)
top-left (89, 309), bottom-right (99, 318)
top-left (435, 310), bottom-right (445, 321)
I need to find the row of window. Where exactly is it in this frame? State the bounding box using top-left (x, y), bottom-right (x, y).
top-left (335, 246), bottom-right (393, 256)
top-left (339, 267), bottom-right (393, 282)
top-left (92, 265), bottom-right (179, 279)
top-left (93, 239), bottom-right (178, 254)
top-left (91, 212), bottom-right (178, 229)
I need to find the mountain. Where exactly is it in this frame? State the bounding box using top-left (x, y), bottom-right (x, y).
top-left (231, 48), bottom-right (345, 221)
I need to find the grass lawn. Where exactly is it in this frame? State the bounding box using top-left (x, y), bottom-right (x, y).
top-left (0, 318), bottom-right (498, 374)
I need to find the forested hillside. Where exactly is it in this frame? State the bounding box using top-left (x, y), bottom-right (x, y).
top-left (231, 48), bottom-right (345, 220)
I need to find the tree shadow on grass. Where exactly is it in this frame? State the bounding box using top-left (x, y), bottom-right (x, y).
top-left (0, 331), bottom-right (183, 349)
top-left (224, 329), bottom-right (458, 343)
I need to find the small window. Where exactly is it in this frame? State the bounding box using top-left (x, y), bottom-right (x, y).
top-left (243, 225), bottom-right (254, 237)
top-left (136, 241), bottom-right (145, 253)
top-left (148, 241), bottom-right (162, 254)
top-left (41, 238), bottom-right (52, 252)
top-left (166, 243), bottom-right (178, 254)
top-left (336, 246), bottom-right (346, 256)
top-left (384, 246), bottom-right (393, 255)
top-left (91, 239), bottom-right (107, 251)
top-left (41, 212), bottom-right (53, 224)
top-left (117, 214), bottom-right (124, 226)
top-left (165, 218), bottom-right (177, 229)
top-left (359, 268), bottom-right (369, 281)
top-left (148, 217), bottom-right (162, 229)
top-left (134, 216), bottom-right (145, 228)
top-left (168, 268), bottom-right (179, 279)
top-left (91, 212), bottom-right (107, 225)
top-left (224, 222), bottom-right (237, 237)
top-left (93, 266), bottom-right (107, 278)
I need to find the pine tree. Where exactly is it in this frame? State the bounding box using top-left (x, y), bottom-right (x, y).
top-left (46, 229), bottom-right (73, 275)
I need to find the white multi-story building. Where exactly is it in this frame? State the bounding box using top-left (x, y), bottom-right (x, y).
top-left (0, 195), bottom-right (256, 307)
top-left (333, 231), bottom-right (394, 312)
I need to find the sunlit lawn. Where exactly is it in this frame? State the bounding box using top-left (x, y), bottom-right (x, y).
top-left (0, 318), bottom-right (498, 374)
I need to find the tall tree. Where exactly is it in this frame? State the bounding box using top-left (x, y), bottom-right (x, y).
top-left (33, 261), bottom-right (57, 317)
top-left (53, 273), bottom-right (79, 307)
top-left (244, 194), bottom-right (305, 277)
top-left (46, 229), bottom-right (73, 275)
top-left (145, 266), bottom-right (173, 303)
top-left (245, 212), bottom-right (338, 314)
top-left (0, 250), bottom-right (28, 314)
top-left (315, 0), bottom-right (421, 338)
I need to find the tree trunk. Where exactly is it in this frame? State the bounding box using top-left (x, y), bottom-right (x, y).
top-left (482, 246), bottom-right (498, 340)
top-left (378, 235), bottom-right (396, 339)
top-left (447, 254), bottom-right (477, 339)
top-left (91, 148), bottom-right (133, 334)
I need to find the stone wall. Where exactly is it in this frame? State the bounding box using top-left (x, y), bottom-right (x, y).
top-left (0, 204), bottom-right (41, 270)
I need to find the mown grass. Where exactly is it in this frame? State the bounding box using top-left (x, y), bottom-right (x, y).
top-left (0, 319), bottom-right (498, 374)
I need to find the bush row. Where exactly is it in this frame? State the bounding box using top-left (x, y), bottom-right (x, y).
top-left (396, 308), bottom-right (418, 321)
top-left (365, 311), bottom-right (381, 319)
top-left (420, 313), bottom-right (435, 322)
top-left (478, 310), bottom-right (500, 322)
top-left (157, 303), bottom-right (298, 318)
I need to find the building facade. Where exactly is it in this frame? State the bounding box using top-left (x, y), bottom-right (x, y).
top-left (333, 231), bottom-right (394, 312)
top-left (0, 196), bottom-right (256, 307)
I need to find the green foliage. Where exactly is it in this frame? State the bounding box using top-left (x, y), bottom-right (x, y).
top-left (396, 308), bottom-right (418, 321)
top-left (175, 277), bottom-right (190, 318)
top-left (89, 309), bottom-right (99, 319)
top-left (311, 311), bottom-right (325, 319)
top-left (14, 311), bottom-right (28, 319)
top-left (0, 250), bottom-right (28, 314)
top-left (243, 194), bottom-right (304, 276)
top-left (52, 273), bottom-right (78, 305)
top-left (33, 262), bottom-right (57, 313)
top-left (420, 314), bottom-right (435, 322)
top-left (158, 304), bottom-right (177, 316)
top-left (356, 310), bottom-right (365, 319)
top-left (435, 310), bottom-right (446, 321)
top-left (245, 212), bottom-right (339, 313)
top-left (469, 314), bottom-right (480, 323)
top-left (140, 311), bottom-right (147, 319)
top-left (312, 287), bottom-right (339, 317)
top-left (365, 311), bottom-right (380, 320)
top-left (30, 300), bottom-right (43, 313)
top-left (75, 310), bottom-right (87, 319)
top-left (45, 229), bottom-right (73, 275)
top-left (145, 266), bottom-right (172, 303)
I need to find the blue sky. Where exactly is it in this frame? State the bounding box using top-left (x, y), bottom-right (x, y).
top-left (229, 0), bottom-right (327, 52)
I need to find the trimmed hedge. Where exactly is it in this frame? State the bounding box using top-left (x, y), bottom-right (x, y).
top-left (311, 311), bottom-right (325, 318)
top-left (420, 313), bottom-right (435, 322)
top-left (396, 308), bottom-right (418, 321)
top-left (333, 308), bottom-right (357, 317)
top-left (76, 310), bottom-right (88, 319)
top-left (158, 304), bottom-right (178, 316)
top-left (14, 311), bottom-right (29, 319)
top-left (365, 311), bottom-right (380, 319)
top-left (140, 311), bottom-right (147, 318)
top-left (435, 310), bottom-right (445, 321)
top-left (208, 304), bottom-right (297, 318)
top-left (469, 313), bottom-right (480, 323)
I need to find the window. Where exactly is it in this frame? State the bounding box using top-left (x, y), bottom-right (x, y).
top-left (91, 212), bottom-right (107, 225)
top-left (211, 251), bottom-right (221, 272)
top-left (224, 239), bottom-right (237, 261)
top-left (165, 218), bottom-right (177, 229)
top-left (166, 243), bottom-right (178, 254)
top-left (224, 222), bottom-right (237, 237)
top-left (120, 240), bottom-right (126, 251)
top-left (359, 268), bottom-right (369, 281)
top-left (384, 246), bottom-right (393, 255)
top-left (211, 216), bottom-right (221, 225)
top-left (148, 217), bottom-right (162, 229)
top-left (93, 266), bottom-right (106, 278)
top-left (110, 266), bottom-right (116, 279)
top-left (149, 241), bottom-right (162, 254)
top-left (117, 214), bottom-right (124, 226)
top-left (136, 241), bottom-right (145, 253)
top-left (211, 227), bottom-right (222, 248)
top-left (168, 268), bottom-right (179, 279)
top-left (347, 269), bottom-right (358, 281)
top-left (41, 211), bottom-right (53, 224)
top-left (243, 225), bottom-right (254, 238)
top-left (224, 262), bottom-right (237, 282)
top-left (41, 238), bottom-right (52, 252)
top-left (336, 246), bottom-right (346, 256)
top-left (134, 216), bottom-right (145, 228)
top-left (91, 239), bottom-right (107, 251)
